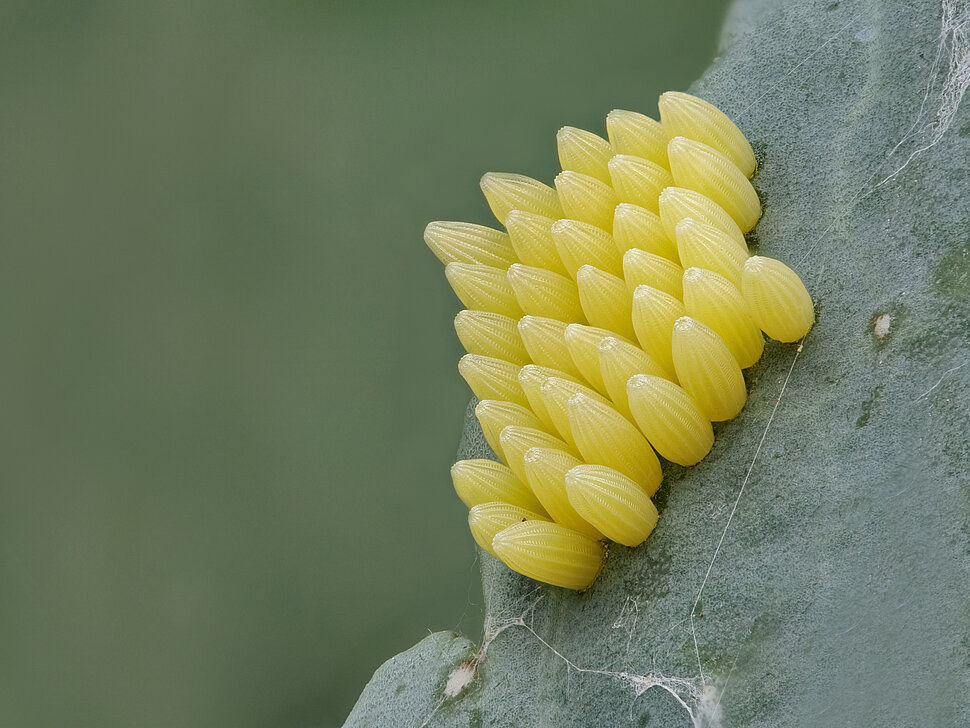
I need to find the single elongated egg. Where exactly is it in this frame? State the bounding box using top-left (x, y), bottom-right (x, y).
top-left (605, 109), bottom-right (668, 168)
top-left (475, 399), bottom-right (545, 463)
top-left (491, 520), bottom-right (605, 591)
top-left (507, 263), bottom-right (587, 323)
top-left (565, 464), bottom-right (658, 547)
top-left (631, 284), bottom-right (685, 381)
top-left (626, 374), bottom-right (714, 466)
top-left (424, 221), bottom-right (519, 268)
top-left (480, 172), bottom-right (563, 222)
top-left (675, 218), bottom-right (748, 287)
top-left (623, 248), bottom-right (684, 300)
top-left (682, 267), bottom-right (764, 368)
top-left (522, 447), bottom-right (603, 539)
top-left (451, 459), bottom-right (548, 514)
top-left (454, 310), bottom-right (530, 365)
top-left (468, 502), bottom-right (548, 558)
top-left (517, 316), bottom-right (586, 381)
top-left (539, 376), bottom-right (613, 450)
top-left (658, 186), bottom-right (747, 248)
top-left (445, 262), bottom-right (524, 318)
top-left (576, 265), bottom-right (636, 340)
top-left (505, 210), bottom-right (568, 275)
top-left (518, 364), bottom-right (583, 432)
top-left (607, 154), bottom-right (674, 214)
top-left (597, 336), bottom-right (667, 419)
top-left (551, 218), bottom-right (623, 278)
top-left (613, 203), bottom-right (679, 263)
top-left (658, 91), bottom-right (757, 177)
top-left (557, 126), bottom-right (614, 183)
top-left (554, 171), bottom-right (618, 232)
top-left (499, 425), bottom-right (576, 485)
top-left (741, 256), bottom-right (815, 342)
top-left (567, 393), bottom-right (663, 496)
top-left (667, 137), bottom-right (761, 232)
top-left (671, 317), bottom-right (746, 421)
top-left (458, 354), bottom-right (528, 408)
top-left (564, 323), bottom-right (632, 396)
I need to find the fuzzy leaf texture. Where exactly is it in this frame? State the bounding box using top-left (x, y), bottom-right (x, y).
top-left (344, 1), bottom-right (970, 725)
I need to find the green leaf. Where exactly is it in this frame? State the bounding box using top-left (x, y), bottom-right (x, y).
top-left (346, 1), bottom-right (970, 724)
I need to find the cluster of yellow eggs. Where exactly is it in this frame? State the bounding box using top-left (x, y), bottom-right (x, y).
top-left (425, 92), bottom-right (814, 590)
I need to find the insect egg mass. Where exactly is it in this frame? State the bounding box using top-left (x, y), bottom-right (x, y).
top-left (426, 92), bottom-right (814, 590)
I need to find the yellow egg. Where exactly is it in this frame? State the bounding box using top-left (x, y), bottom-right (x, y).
top-left (424, 221), bottom-right (518, 268)
top-left (605, 109), bottom-right (668, 168)
top-left (516, 316), bottom-right (585, 381)
top-left (551, 218), bottom-right (623, 278)
top-left (505, 210), bottom-right (569, 276)
top-left (480, 172), bottom-right (563, 222)
top-left (741, 256), bottom-right (815, 342)
top-left (612, 203), bottom-right (679, 263)
top-left (557, 126), bottom-right (614, 183)
top-left (475, 399), bottom-right (545, 464)
top-left (445, 262), bottom-right (524, 318)
top-left (454, 310), bottom-right (530, 364)
top-left (565, 464), bottom-right (658, 547)
top-left (576, 265), bottom-right (636, 341)
top-left (491, 520), bottom-right (605, 591)
top-left (607, 154), bottom-right (673, 214)
top-left (675, 217), bottom-right (749, 287)
top-left (670, 317), bottom-right (746, 421)
top-left (623, 248), bottom-right (684, 300)
top-left (554, 171), bottom-right (619, 232)
top-left (522, 447), bottom-right (604, 539)
top-left (451, 459), bottom-right (548, 514)
top-left (499, 425), bottom-right (576, 485)
top-left (458, 354), bottom-right (528, 408)
top-left (658, 186), bottom-right (747, 248)
top-left (631, 284), bottom-right (685, 381)
top-left (626, 374), bottom-right (714, 466)
top-left (658, 91), bottom-right (757, 177)
top-left (667, 136), bottom-right (761, 233)
top-left (563, 323), bottom-right (632, 396)
top-left (468, 502), bottom-right (548, 558)
top-left (682, 267), bottom-right (764, 368)
top-left (507, 263), bottom-right (587, 323)
top-left (597, 336), bottom-right (668, 419)
top-left (567, 393), bottom-right (663, 496)
top-left (518, 364), bottom-right (583, 433)
top-left (539, 376), bottom-right (613, 451)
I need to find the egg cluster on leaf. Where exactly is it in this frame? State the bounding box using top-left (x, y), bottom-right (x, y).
top-left (426, 92), bottom-right (814, 590)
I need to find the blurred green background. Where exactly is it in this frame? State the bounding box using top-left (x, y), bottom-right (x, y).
top-left (0, 1), bottom-right (730, 725)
